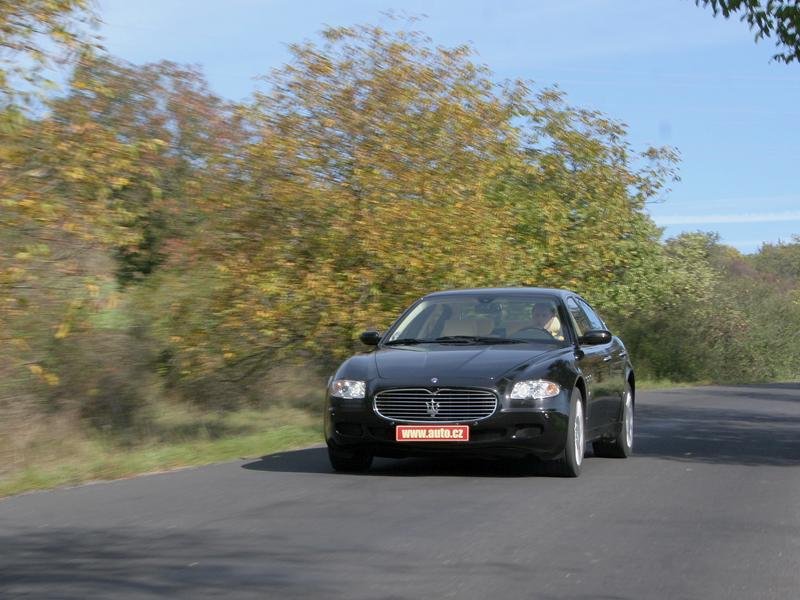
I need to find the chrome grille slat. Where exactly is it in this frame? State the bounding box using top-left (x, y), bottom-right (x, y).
top-left (372, 402), bottom-right (495, 405)
top-left (374, 387), bottom-right (497, 422)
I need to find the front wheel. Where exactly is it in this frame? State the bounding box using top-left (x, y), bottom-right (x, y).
top-left (327, 442), bottom-right (373, 473)
top-left (548, 387), bottom-right (585, 477)
top-left (593, 383), bottom-right (633, 458)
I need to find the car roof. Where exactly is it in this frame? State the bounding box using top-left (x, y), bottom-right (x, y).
top-left (423, 287), bottom-right (578, 300)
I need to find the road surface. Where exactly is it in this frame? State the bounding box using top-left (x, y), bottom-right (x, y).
top-left (1, 384), bottom-right (799, 599)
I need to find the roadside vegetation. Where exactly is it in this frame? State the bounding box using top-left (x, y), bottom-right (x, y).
top-left (1, 2), bottom-right (798, 495)
top-left (0, 402), bottom-right (321, 497)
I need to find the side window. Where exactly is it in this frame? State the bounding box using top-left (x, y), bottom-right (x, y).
top-left (577, 298), bottom-right (605, 331)
top-left (565, 297), bottom-right (591, 337)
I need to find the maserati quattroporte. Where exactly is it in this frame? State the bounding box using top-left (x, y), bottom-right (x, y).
top-left (324, 288), bottom-right (634, 477)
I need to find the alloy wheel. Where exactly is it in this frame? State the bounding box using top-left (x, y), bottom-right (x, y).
top-left (574, 400), bottom-right (585, 466)
top-left (624, 391), bottom-right (634, 450)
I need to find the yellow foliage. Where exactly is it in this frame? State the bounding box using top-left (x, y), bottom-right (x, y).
top-left (28, 364), bottom-right (44, 376)
top-left (54, 323), bottom-right (70, 339)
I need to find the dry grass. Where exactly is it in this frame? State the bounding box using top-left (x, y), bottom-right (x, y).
top-left (0, 402), bottom-right (322, 498)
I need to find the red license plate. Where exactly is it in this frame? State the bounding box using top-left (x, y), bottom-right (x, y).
top-left (395, 425), bottom-right (470, 442)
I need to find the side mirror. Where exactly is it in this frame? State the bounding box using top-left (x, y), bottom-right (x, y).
top-left (359, 330), bottom-right (381, 346)
top-left (579, 329), bottom-right (612, 345)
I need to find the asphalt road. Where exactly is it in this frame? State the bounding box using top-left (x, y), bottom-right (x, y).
top-left (1, 384), bottom-right (799, 599)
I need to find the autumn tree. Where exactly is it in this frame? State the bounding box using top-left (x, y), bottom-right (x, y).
top-left (1, 0), bottom-right (98, 403)
top-left (1, 51), bottom-right (241, 423)
top-left (47, 55), bottom-right (241, 284)
top-left (491, 90), bottom-right (679, 314)
top-left (0, 0), bottom-right (97, 113)
top-left (150, 23), bottom-right (678, 385)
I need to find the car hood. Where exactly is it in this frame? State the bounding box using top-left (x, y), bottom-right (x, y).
top-left (373, 345), bottom-right (555, 381)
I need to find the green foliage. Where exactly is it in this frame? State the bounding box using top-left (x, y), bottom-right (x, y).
top-left (749, 236), bottom-right (800, 281)
top-left (697, 0), bottom-right (800, 63)
top-left (619, 233), bottom-right (800, 383)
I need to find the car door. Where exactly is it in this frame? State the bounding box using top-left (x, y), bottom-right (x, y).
top-left (565, 297), bottom-right (609, 433)
top-left (576, 297), bottom-right (625, 427)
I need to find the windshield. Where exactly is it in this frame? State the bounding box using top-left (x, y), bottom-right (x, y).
top-left (386, 295), bottom-right (569, 345)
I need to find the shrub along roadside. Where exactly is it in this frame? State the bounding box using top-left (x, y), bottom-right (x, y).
top-left (0, 405), bottom-right (321, 498)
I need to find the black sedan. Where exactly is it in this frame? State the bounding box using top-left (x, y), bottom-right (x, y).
top-left (324, 287), bottom-right (634, 477)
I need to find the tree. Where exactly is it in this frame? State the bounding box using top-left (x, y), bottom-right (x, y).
top-left (493, 90), bottom-right (679, 314)
top-left (750, 236), bottom-right (800, 281)
top-left (169, 24), bottom-right (529, 374)
top-left (48, 55), bottom-right (240, 284)
top-left (696, 0), bottom-right (800, 63)
top-left (1, 1), bottom-right (98, 395)
top-left (0, 53), bottom-right (240, 419)
top-left (156, 23), bottom-right (677, 382)
top-left (0, 0), bottom-right (97, 112)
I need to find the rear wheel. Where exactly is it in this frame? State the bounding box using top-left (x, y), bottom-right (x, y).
top-left (548, 387), bottom-right (584, 477)
top-left (327, 442), bottom-right (373, 473)
top-left (592, 383), bottom-right (633, 458)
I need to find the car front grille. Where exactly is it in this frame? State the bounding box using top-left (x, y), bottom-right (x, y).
top-left (373, 388), bottom-right (498, 422)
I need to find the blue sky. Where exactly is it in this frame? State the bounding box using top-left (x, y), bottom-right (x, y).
top-left (97, 0), bottom-right (800, 254)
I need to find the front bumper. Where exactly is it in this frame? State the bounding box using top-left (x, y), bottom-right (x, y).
top-left (324, 392), bottom-right (571, 460)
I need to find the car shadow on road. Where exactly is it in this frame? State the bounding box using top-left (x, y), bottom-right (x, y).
top-left (242, 447), bottom-right (557, 478)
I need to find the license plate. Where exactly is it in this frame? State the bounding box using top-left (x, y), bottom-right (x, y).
top-left (395, 425), bottom-right (470, 442)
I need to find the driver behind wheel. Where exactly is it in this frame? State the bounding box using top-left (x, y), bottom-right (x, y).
top-left (531, 303), bottom-right (564, 340)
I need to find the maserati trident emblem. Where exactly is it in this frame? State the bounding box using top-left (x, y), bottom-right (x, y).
top-left (426, 398), bottom-right (441, 417)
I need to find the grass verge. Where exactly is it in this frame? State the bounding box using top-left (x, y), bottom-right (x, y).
top-left (0, 405), bottom-right (322, 499)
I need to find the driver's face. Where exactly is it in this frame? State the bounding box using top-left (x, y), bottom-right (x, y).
top-left (532, 307), bottom-right (552, 324)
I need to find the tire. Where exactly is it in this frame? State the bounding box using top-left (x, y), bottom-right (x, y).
top-left (548, 387), bottom-right (585, 477)
top-left (592, 382), bottom-right (634, 458)
top-left (327, 442), bottom-right (373, 473)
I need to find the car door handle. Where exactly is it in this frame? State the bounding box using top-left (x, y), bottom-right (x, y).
top-left (602, 355), bottom-right (613, 362)
top-left (618, 351), bottom-right (627, 358)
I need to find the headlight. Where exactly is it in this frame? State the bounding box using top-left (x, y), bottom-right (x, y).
top-left (330, 379), bottom-right (366, 399)
top-left (509, 379), bottom-right (561, 400)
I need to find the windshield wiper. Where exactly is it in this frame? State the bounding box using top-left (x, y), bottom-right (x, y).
top-left (479, 337), bottom-right (528, 344)
top-left (432, 336), bottom-right (527, 345)
top-left (383, 338), bottom-right (432, 346)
